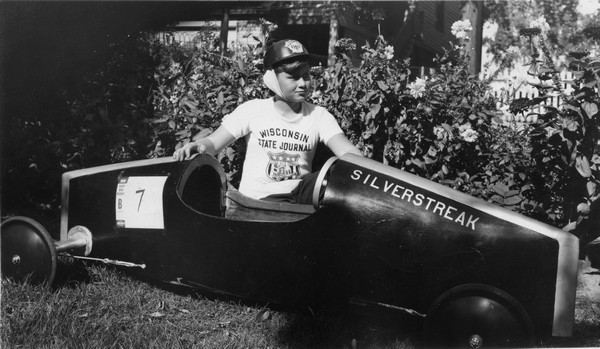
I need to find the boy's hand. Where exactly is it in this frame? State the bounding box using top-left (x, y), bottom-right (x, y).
top-left (173, 142), bottom-right (207, 161)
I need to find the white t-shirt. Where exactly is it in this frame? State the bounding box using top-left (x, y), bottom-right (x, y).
top-left (221, 98), bottom-right (343, 199)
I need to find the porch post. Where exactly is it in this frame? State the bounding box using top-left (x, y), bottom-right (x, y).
top-left (461, 0), bottom-right (483, 75)
top-left (220, 9), bottom-right (230, 54)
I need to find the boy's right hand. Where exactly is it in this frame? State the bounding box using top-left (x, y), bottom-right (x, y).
top-left (172, 142), bottom-right (207, 161)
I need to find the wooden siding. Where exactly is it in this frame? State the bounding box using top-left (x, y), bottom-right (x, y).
top-left (414, 1), bottom-right (462, 56)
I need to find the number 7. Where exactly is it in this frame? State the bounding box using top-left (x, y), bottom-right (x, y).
top-left (135, 189), bottom-right (145, 212)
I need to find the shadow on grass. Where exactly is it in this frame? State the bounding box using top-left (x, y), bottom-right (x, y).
top-left (51, 256), bottom-right (93, 289)
top-left (273, 306), bottom-right (424, 348)
top-left (50, 258), bottom-right (425, 348)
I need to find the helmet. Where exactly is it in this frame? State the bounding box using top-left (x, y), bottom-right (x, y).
top-left (263, 39), bottom-right (309, 70)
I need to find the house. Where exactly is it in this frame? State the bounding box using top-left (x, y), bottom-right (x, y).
top-left (161, 1), bottom-right (482, 73)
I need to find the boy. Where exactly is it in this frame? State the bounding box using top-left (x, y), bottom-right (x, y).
top-left (173, 39), bottom-right (361, 204)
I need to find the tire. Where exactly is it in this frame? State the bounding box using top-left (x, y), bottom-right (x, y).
top-left (1, 216), bottom-right (57, 286)
top-left (423, 284), bottom-right (535, 348)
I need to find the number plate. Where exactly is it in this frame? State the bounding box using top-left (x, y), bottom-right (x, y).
top-left (115, 176), bottom-right (168, 229)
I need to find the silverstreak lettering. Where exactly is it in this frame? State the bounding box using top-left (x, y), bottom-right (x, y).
top-left (350, 169), bottom-right (480, 230)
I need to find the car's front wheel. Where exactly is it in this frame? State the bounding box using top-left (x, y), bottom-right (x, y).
top-left (1, 216), bottom-right (57, 286)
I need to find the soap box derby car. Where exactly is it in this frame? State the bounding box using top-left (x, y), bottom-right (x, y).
top-left (2, 153), bottom-right (579, 348)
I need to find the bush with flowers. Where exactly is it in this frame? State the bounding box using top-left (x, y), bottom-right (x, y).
top-left (311, 19), bottom-right (533, 214)
top-left (503, 17), bottom-right (600, 240)
top-left (145, 16), bottom-right (580, 229)
top-left (149, 22), bottom-right (277, 184)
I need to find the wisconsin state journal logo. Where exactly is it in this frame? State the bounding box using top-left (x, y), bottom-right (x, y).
top-left (266, 152), bottom-right (300, 181)
top-left (284, 40), bottom-right (305, 54)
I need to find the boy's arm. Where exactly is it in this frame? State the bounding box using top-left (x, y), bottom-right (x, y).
top-left (326, 133), bottom-right (363, 158)
top-left (173, 126), bottom-right (237, 161)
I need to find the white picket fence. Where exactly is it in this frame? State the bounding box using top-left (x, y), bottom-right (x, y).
top-left (489, 71), bottom-right (576, 120)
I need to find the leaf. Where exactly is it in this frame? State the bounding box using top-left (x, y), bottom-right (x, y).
top-left (424, 157), bottom-right (437, 164)
top-left (150, 117), bottom-right (169, 124)
top-left (149, 312), bottom-right (166, 318)
top-left (503, 195), bottom-right (522, 206)
top-left (577, 202), bottom-right (591, 214)
top-left (411, 158), bottom-right (425, 168)
top-left (376, 80), bottom-right (389, 91)
top-left (175, 129), bottom-right (190, 136)
top-left (587, 181), bottom-right (597, 197)
top-left (506, 190), bottom-right (520, 197)
top-left (493, 182), bottom-right (509, 196)
top-left (575, 155), bottom-right (592, 178)
top-left (582, 102), bottom-right (598, 118)
top-left (491, 195), bottom-right (505, 205)
top-left (562, 104), bottom-right (582, 116)
top-left (369, 103), bottom-right (381, 116)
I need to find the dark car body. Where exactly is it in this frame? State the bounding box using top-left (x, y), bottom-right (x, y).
top-left (0, 153), bottom-right (577, 347)
top-left (53, 153), bottom-right (579, 343)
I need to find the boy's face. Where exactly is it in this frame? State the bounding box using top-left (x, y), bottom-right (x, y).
top-left (276, 70), bottom-right (311, 103)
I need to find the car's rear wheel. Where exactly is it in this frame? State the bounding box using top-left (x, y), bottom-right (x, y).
top-left (423, 284), bottom-right (535, 348)
top-left (1, 216), bottom-right (57, 286)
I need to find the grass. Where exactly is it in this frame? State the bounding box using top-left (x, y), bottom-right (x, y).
top-left (1, 258), bottom-right (598, 348)
top-left (1, 258), bottom-right (420, 348)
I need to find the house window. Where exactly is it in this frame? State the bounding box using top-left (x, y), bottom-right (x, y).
top-left (435, 2), bottom-right (444, 32)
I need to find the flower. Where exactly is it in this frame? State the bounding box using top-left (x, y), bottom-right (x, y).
top-left (407, 77), bottom-right (428, 98)
top-left (384, 45), bottom-right (394, 60)
top-left (530, 16), bottom-right (550, 36)
top-left (451, 19), bottom-right (473, 39)
top-left (458, 123), bottom-right (479, 142)
top-left (460, 128), bottom-right (479, 142)
top-left (433, 126), bottom-right (446, 140)
top-left (458, 123), bottom-right (472, 133)
top-left (169, 62), bottom-right (182, 75)
top-left (506, 46), bottom-right (521, 59)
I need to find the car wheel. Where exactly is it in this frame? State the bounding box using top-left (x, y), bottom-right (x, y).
top-left (423, 284), bottom-right (535, 348)
top-left (1, 216), bottom-right (57, 286)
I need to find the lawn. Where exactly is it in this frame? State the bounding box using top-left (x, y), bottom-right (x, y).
top-left (1, 258), bottom-right (598, 348)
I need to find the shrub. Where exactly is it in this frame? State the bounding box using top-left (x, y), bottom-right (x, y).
top-left (505, 18), bottom-right (600, 232)
top-left (148, 21), bottom-right (277, 185)
top-left (312, 23), bottom-right (528, 214)
top-left (1, 33), bottom-right (160, 218)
